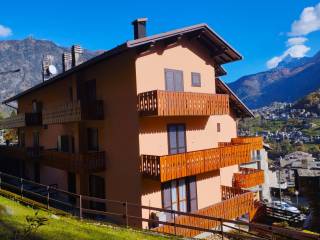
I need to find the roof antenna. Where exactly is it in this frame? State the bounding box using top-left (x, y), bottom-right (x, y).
top-left (42, 55), bottom-right (57, 82)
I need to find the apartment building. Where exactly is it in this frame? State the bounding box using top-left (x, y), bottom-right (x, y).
top-left (0, 19), bottom-right (266, 236)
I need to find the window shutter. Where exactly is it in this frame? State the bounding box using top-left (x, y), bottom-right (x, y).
top-left (168, 125), bottom-right (178, 154)
top-left (174, 70), bottom-right (184, 91)
top-left (177, 125), bottom-right (186, 153)
top-left (188, 176), bottom-right (198, 212)
top-left (165, 70), bottom-right (175, 91)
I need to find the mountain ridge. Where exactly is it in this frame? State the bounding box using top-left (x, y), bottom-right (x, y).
top-left (0, 37), bottom-right (99, 110)
top-left (228, 50), bottom-right (320, 109)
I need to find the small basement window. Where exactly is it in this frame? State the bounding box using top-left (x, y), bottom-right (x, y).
top-left (191, 72), bottom-right (201, 87)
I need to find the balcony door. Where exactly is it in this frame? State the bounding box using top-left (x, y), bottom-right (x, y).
top-left (165, 69), bottom-right (184, 92)
top-left (168, 124), bottom-right (186, 154)
top-left (162, 176), bottom-right (198, 220)
top-left (89, 175), bottom-right (105, 210)
top-left (87, 128), bottom-right (99, 152)
top-left (57, 135), bottom-right (74, 153)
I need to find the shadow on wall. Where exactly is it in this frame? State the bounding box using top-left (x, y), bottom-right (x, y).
top-left (139, 116), bottom-right (209, 134)
top-left (141, 177), bottom-right (161, 196)
top-left (138, 38), bottom-right (213, 68)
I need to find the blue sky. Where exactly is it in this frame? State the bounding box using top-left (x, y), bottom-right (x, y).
top-left (1, 0), bottom-right (320, 82)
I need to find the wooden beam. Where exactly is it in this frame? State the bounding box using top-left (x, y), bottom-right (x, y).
top-left (136, 41), bottom-right (156, 55)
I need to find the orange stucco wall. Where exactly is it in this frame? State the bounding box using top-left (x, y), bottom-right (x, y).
top-left (136, 42), bottom-right (238, 214)
top-left (17, 50), bottom-right (142, 212)
top-left (135, 40), bottom-right (216, 94)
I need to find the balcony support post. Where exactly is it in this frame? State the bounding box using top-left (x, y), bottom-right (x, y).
top-left (220, 218), bottom-right (224, 240)
top-left (47, 186), bottom-right (50, 209)
top-left (79, 195), bottom-right (83, 220)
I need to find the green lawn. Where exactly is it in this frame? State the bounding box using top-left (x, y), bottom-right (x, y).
top-left (0, 196), bottom-right (176, 240)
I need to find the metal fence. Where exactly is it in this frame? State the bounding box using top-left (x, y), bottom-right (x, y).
top-left (0, 171), bottom-right (318, 240)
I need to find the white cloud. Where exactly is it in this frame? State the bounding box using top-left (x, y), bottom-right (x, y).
top-left (286, 37), bottom-right (308, 46)
top-left (290, 3), bottom-right (320, 36)
top-left (267, 56), bottom-right (283, 69)
top-left (0, 24), bottom-right (12, 37)
top-left (266, 44), bottom-right (310, 69)
top-left (266, 3), bottom-right (320, 68)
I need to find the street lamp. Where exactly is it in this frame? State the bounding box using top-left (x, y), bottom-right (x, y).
top-left (295, 190), bottom-right (299, 206)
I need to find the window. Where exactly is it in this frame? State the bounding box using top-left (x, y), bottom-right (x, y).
top-left (165, 69), bottom-right (184, 91)
top-left (217, 123), bottom-right (221, 133)
top-left (89, 175), bottom-right (106, 210)
top-left (162, 176), bottom-right (198, 219)
top-left (257, 150), bottom-right (261, 160)
top-left (20, 131), bottom-right (25, 147)
top-left (167, 124), bottom-right (186, 154)
top-left (191, 72), bottom-right (201, 87)
top-left (32, 100), bottom-right (42, 113)
top-left (33, 131), bottom-right (40, 147)
top-left (87, 128), bottom-right (99, 151)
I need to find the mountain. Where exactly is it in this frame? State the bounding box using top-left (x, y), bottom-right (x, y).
top-left (229, 51), bottom-right (320, 109)
top-left (0, 37), bottom-right (99, 112)
top-left (293, 89), bottom-right (320, 114)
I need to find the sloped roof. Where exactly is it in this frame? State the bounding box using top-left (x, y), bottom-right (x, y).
top-left (3, 23), bottom-right (242, 103)
top-left (215, 78), bottom-right (254, 118)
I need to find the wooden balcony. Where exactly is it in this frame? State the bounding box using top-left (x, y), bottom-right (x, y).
top-left (40, 150), bottom-right (106, 173)
top-left (233, 168), bottom-right (265, 189)
top-left (42, 100), bottom-right (104, 125)
top-left (155, 186), bottom-right (254, 238)
top-left (219, 136), bottom-right (263, 151)
top-left (137, 90), bottom-right (229, 117)
top-left (0, 145), bottom-right (28, 160)
top-left (231, 136), bottom-right (263, 151)
top-left (0, 113), bottom-right (42, 129)
top-left (141, 144), bottom-right (251, 182)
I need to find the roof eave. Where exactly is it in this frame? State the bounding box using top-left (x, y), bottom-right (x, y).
top-left (216, 78), bottom-right (254, 118)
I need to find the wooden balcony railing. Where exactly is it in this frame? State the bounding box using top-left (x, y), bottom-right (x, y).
top-left (0, 145), bottom-right (43, 161)
top-left (0, 112), bottom-right (42, 129)
top-left (155, 186), bottom-right (254, 237)
top-left (40, 150), bottom-right (106, 173)
top-left (141, 144), bottom-right (251, 182)
top-left (42, 100), bottom-right (104, 125)
top-left (231, 136), bottom-right (263, 151)
top-left (137, 90), bottom-right (229, 117)
top-left (233, 168), bottom-right (265, 189)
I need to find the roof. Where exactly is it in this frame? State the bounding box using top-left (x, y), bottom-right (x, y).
top-left (297, 169), bottom-right (320, 177)
top-left (215, 78), bottom-right (254, 118)
top-left (3, 23), bottom-right (242, 104)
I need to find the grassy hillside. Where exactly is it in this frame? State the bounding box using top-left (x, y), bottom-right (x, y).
top-left (0, 195), bottom-right (176, 240)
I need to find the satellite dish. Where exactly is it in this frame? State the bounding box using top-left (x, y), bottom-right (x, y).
top-left (48, 65), bottom-right (57, 75)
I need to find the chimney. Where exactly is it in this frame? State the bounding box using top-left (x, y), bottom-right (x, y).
top-left (62, 52), bottom-right (72, 72)
top-left (132, 18), bottom-right (147, 39)
top-left (71, 45), bottom-right (83, 67)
